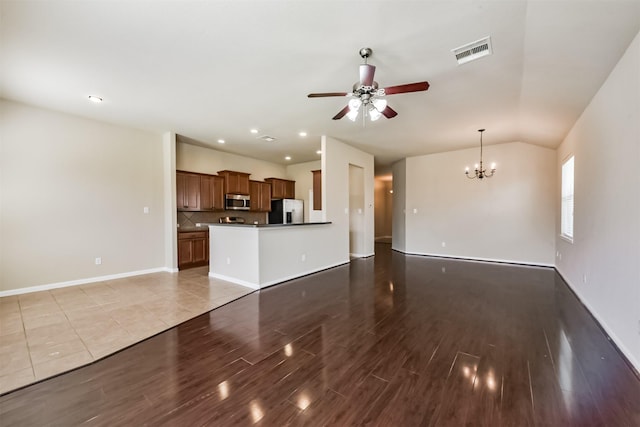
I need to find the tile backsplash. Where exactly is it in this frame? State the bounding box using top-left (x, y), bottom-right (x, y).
top-left (177, 211), bottom-right (268, 229)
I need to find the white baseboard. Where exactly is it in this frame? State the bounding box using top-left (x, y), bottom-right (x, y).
top-left (209, 260), bottom-right (350, 290)
top-left (0, 267), bottom-right (174, 297)
top-left (555, 267), bottom-right (640, 375)
top-left (208, 273), bottom-right (260, 290)
top-left (396, 250), bottom-right (554, 268)
top-left (350, 252), bottom-right (375, 258)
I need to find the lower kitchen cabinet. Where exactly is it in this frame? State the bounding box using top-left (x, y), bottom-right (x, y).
top-left (178, 231), bottom-right (209, 269)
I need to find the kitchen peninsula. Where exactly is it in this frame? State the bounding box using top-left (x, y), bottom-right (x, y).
top-left (208, 222), bottom-right (339, 289)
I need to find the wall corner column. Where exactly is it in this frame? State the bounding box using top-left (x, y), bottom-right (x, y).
top-left (163, 132), bottom-right (178, 272)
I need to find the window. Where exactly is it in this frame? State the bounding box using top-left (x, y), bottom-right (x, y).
top-left (561, 155), bottom-right (574, 241)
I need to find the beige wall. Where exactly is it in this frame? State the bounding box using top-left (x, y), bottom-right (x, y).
top-left (556, 30), bottom-right (640, 370)
top-left (176, 141), bottom-right (286, 180)
top-left (391, 159), bottom-right (407, 252)
top-left (348, 164), bottom-right (365, 256)
top-left (402, 141), bottom-right (556, 265)
top-left (322, 136), bottom-right (375, 259)
top-left (0, 100), bottom-right (167, 292)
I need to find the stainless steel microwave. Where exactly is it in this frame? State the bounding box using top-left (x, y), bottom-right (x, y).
top-left (225, 194), bottom-right (250, 211)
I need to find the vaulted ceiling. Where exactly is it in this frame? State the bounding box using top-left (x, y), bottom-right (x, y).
top-left (2, 1), bottom-right (639, 174)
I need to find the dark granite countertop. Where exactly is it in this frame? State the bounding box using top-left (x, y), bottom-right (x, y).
top-left (207, 222), bottom-right (332, 228)
top-left (179, 222), bottom-right (332, 231)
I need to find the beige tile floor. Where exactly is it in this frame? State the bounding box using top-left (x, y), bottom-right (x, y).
top-left (0, 267), bottom-right (253, 395)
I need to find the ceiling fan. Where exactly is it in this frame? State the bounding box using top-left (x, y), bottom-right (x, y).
top-left (308, 47), bottom-right (430, 121)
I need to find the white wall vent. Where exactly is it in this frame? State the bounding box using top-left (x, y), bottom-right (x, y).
top-left (258, 135), bottom-right (277, 142)
top-left (452, 36), bottom-right (492, 65)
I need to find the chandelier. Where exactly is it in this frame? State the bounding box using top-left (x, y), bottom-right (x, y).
top-left (465, 129), bottom-right (496, 179)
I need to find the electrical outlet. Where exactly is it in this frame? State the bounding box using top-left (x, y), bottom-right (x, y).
top-left (95, 257), bottom-right (102, 265)
top-left (413, 208), bottom-right (418, 214)
top-left (442, 242), bottom-right (446, 248)
top-left (301, 253), bottom-right (306, 262)
top-left (226, 257), bottom-right (231, 265)
top-left (583, 274), bottom-right (587, 284)
top-left (143, 206), bottom-right (149, 214)
top-left (441, 267), bottom-right (446, 273)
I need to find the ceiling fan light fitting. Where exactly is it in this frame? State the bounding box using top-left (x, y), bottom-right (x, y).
top-left (372, 98), bottom-right (387, 112)
top-left (346, 109), bottom-right (359, 121)
top-left (369, 106), bottom-right (382, 121)
top-left (348, 98), bottom-right (362, 111)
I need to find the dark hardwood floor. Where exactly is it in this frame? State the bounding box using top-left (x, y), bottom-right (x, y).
top-left (2, 244), bottom-right (639, 426)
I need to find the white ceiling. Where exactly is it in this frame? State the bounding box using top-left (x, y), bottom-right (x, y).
top-left (2, 1), bottom-right (639, 174)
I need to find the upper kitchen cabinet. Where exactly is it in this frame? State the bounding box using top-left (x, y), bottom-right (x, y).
top-left (176, 171), bottom-right (201, 211)
top-left (201, 174), bottom-right (225, 211)
top-left (218, 170), bottom-right (250, 195)
top-left (265, 178), bottom-right (295, 199)
top-left (249, 180), bottom-right (272, 212)
top-left (311, 170), bottom-right (322, 210)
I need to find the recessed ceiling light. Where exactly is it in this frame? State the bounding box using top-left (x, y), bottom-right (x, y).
top-left (285, 156), bottom-right (291, 161)
top-left (250, 129), bottom-right (258, 134)
top-left (299, 131), bottom-right (307, 137)
top-left (217, 139), bottom-right (225, 144)
top-left (88, 95), bottom-right (102, 103)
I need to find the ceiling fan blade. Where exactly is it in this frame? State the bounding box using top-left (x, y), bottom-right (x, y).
top-left (381, 105), bottom-right (398, 119)
top-left (383, 81), bottom-right (430, 95)
top-left (308, 92), bottom-right (349, 98)
top-left (332, 105), bottom-right (350, 120)
top-left (359, 64), bottom-right (376, 86)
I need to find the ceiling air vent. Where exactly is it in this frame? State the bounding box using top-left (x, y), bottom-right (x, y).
top-left (452, 36), bottom-right (492, 65)
top-left (258, 135), bottom-right (277, 142)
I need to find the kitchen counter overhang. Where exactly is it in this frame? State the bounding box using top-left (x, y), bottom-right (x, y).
top-left (208, 222), bottom-right (343, 289)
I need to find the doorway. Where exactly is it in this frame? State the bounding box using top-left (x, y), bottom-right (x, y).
top-left (349, 164), bottom-right (365, 257)
top-left (374, 176), bottom-right (393, 244)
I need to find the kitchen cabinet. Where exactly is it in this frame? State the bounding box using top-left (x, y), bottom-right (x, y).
top-left (176, 171), bottom-right (201, 211)
top-left (178, 230), bottom-right (209, 269)
top-left (265, 178), bottom-right (295, 199)
top-left (201, 175), bottom-right (225, 211)
top-left (218, 170), bottom-right (250, 195)
top-left (312, 170), bottom-right (322, 210)
top-left (249, 180), bottom-right (272, 212)
top-left (285, 180), bottom-right (295, 199)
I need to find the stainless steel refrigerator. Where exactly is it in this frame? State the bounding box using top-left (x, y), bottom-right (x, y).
top-left (269, 199), bottom-right (304, 224)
